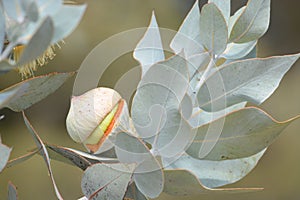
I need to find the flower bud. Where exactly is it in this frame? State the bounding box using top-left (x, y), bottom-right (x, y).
top-left (66, 87), bottom-right (128, 153)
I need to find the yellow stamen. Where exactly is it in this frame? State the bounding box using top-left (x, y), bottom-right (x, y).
top-left (12, 44), bottom-right (57, 79)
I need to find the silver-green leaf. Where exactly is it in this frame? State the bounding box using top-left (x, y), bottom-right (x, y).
top-left (134, 11), bottom-right (165, 77)
top-left (208, 0), bottom-right (230, 24)
top-left (0, 7), bottom-right (5, 52)
top-left (18, 17), bottom-right (54, 65)
top-left (170, 0), bottom-right (204, 57)
top-left (23, 112), bottom-right (63, 200)
top-left (189, 102), bottom-right (247, 128)
top-left (131, 54), bottom-right (190, 155)
top-left (115, 132), bottom-right (164, 198)
top-left (164, 149), bottom-right (265, 188)
top-left (81, 163), bottom-right (135, 200)
top-left (187, 107), bottom-right (299, 160)
top-left (163, 169), bottom-right (262, 196)
top-left (198, 54), bottom-right (300, 111)
top-left (199, 3), bottom-right (228, 55)
top-left (1, 72), bottom-right (74, 112)
top-left (0, 142), bottom-right (12, 173)
top-left (51, 4), bottom-right (86, 43)
top-left (8, 181), bottom-right (18, 200)
top-left (222, 41), bottom-right (257, 60)
top-left (0, 84), bottom-right (28, 110)
top-left (229, 0), bottom-right (270, 43)
top-left (6, 149), bottom-right (39, 168)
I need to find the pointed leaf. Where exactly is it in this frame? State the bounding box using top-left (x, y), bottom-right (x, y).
top-left (228, 6), bottom-right (245, 35)
top-left (6, 149), bottom-right (39, 168)
top-left (133, 11), bottom-right (165, 77)
top-left (124, 183), bottom-right (149, 200)
top-left (163, 169), bottom-right (262, 196)
top-left (229, 0), bottom-right (270, 43)
top-left (0, 84), bottom-right (28, 110)
top-left (36, 0), bottom-right (62, 18)
top-left (8, 181), bottom-right (18, 200)
top-left (78, 197), bottom-right (88, 200)
top-left (46, 144), bottom-right (118, 170)
top-left (208, 0), bottom-right (230, 24)
top-left (170, 0), bottom-right (204, 57)
top-left (187, 107), bottom-right (300, 160)
top-left (20, 0), bottom-right (39, 22)
top-left (199, 3), bottom-right (228, 55)
top-left (198, 54), bottom-right (300, 111)
top-left (1, 72), bottom-right (74, 112)
top-left (47, 145), bottom-right (92, 170)
top-left (222, 40), bottom-right (257, 60)
top-left (115, 132), bottom-right (164, 198)
top-left (131, 54), bottom-right (189, 134)
top-left (2, 0), bottom-right (24, 22)
top-left (0, 142), bottom-right (12, 173)
top-left (81, 163), bottom-right (135, 200)
top-left (51, 4), bottom-right (86, 43)
top-left (131, 54), bottom-right (190, 155)
top-left (164, 149), bottom-right (265, 188)
top-left (189, 102), bottom-right (247, 128)
top-left (187, 52), bottom-right (210, 79)
top-left (23, 112), bottom-right (63, 200)
top-left (0, 7), bottom-right (5, 52)
top-left (18, 17), bottom-right (54, 65)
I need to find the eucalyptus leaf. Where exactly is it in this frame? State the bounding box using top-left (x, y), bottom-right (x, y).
top-left (18, 17), bottom-right (54, 65)
top-left (1, 72), bottom-right (74, 112)
top-left (187, 107), bottom-right (299, 160)
top-left (81, 163), bottom-right (135, 200)
top-left (8, 181), bottom-right (18, 200)
top-left (199, 3), bottom-right (228, 55)
top-left (0, 7), bottom-right (5, 52)
top-left (124, 183), bottom-right (149, 200)
top-left (198, 54), bottom-right (300, 111)
top-left (36, 0), bottom-right (62, 18)
top-left (0, 84), bottom-right (28, 110)
top-left (6, 149), bottom-right (39, 168)
top-left (208, 0), bottom-right (230, 24)
top-left (0, 142), bottom-right (12, 173)
top-left (78, 197), bottom-right (88, 200)
top-left (20, 0), bottom-right (39, 22)
top-left (131, 54), bottom-right (188, 133)
top-left (170, 0), bottom-right (204, 57)
top-left (46, 144), bottom-right (118, 170)
top-left (51, 4), bottom-right (86, 43)
top-left (131, 54), bottom-right (190, 155)
top-left (5, 19), bottom-right (37, 46)
top-left (133, 11), bottom-right (165, 77)
top-left (189, 102), bottom-right (247, 128)
top-left (22, 112), bottom-right (63, 200)
top-left (163, 149), bottom-right (265, 188)
top-left (229, 0), bottom-right (270, 43)
top-left (47, 145), bottom-right (92, 170)
top-left (163, 169), bottom-right (262, 196)
top-left (228, 6), bottom-right (245, 35)
top-left (2, 0), bottom-right (24, 22)
top-left (187, 52), bottom-right (210, 80)
top-left (115, 132), bottom-right (164, 198)
top-left (222, 40), bottom-right (257, 60)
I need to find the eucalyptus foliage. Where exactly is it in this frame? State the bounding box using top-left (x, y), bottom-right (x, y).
top-left (0, 0), bottom-right (299, 200)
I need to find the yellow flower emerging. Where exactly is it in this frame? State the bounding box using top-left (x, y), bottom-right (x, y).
top-left (12, 44), bottom-right (58, 79)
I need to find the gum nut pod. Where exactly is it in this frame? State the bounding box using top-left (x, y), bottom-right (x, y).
top-left (66, 87), bottom-right (134, 154)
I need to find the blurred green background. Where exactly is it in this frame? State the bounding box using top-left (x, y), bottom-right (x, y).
top-left (0, 0), bottom-right (300, 199)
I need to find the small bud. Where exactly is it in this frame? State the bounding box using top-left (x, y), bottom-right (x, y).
top-left (66, 87), bottom-right (128, 153)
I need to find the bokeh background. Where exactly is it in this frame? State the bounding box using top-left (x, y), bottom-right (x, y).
top-left (0, 0), bottom-right (300, 199)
